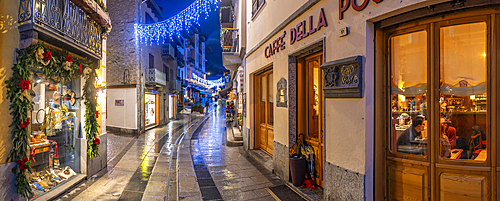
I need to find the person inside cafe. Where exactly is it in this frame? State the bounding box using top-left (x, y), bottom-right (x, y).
top-left (440, 124), bottom-right (451, 158)
top-left (397, 115), bottom-right (426, 154)
top-left (441, 119), bottom-right (456, 148)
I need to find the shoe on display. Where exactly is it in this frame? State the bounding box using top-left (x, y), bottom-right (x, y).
top-left (31, 182), bottom-right (44, 190)
top-left (58, 166), bottom-right (76, 179)
top-left (49, 169), bottom-right (61, 180)
top-left (40, 176), bottom-right (53, 186)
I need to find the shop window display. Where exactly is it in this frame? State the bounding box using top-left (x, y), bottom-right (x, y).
top-left (390, 31), bottom-right (428, 156)
top-left (29, 74), bottom-right (80, 195)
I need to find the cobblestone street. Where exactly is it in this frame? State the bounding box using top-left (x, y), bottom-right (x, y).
top-left (57, 104), bottom-right (290, 201)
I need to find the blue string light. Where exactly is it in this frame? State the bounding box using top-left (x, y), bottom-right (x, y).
top-left (135, 0), bottom-right (220, 46)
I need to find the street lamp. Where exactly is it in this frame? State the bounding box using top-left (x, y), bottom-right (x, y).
top-left (207, 72), bottom-right (211, 75)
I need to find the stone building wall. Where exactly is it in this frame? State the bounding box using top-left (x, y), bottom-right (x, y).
top-left (107, 0), bottom-right (140, 86)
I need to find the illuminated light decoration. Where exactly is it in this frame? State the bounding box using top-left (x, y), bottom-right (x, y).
top-left (135, 0), bottom-right (220, 46)
top-left (192, 73), bottom-right (225, 89)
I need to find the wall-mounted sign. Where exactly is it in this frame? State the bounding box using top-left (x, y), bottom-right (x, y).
top-left (339, 0), bottom-right (383, 20)
top-left (265, 31), bottom-right (287, 58)
top-left (115, 100), bottom-right (124, 106)
top-left (320, 56), bottom-right (363, 98)
top-left (291, 8), bottom-right (328, 45)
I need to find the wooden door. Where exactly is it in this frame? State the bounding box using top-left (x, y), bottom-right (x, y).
top-left (299, 54), bottom-right (324, 187)
top-left (254, 70), bottom-right (274, 155)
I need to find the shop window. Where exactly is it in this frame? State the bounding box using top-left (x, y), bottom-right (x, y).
top-left (439, 22), bottom-right (487, 161)
top-left (30, 75), bottom-right (81, 195)
top-left (390, 31), bottom-right (428, 156)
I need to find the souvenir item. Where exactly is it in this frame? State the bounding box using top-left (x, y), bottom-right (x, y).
top-left (63, 89), bottom-right (76, 106)
top-left (49, 169), bottom-right (61, 180)
top-left (31, 182), bottom-right (44, 190)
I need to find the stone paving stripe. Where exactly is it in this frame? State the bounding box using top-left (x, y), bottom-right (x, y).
top-left (190, 118), bottom-right (223, 201)
top-left (266, 184), bottom-right (307, 201)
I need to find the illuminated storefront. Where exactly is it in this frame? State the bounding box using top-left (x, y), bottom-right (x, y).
top-left (145, 92), bottom-right (158, 127)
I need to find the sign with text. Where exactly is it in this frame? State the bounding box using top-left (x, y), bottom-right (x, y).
top-left (320, 56), bottom-right (363, 98)
top-left (339, 0), bottom-right (383, 20)
top-left (264, 8), bottom-right (328, 58)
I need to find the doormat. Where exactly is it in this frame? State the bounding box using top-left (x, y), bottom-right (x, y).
top-left (266, 185), bottom-right (307, 201)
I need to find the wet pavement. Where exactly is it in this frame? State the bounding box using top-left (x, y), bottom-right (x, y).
top-left (187, 104), bottom-right (284, 201)
top-left (58, 113), bottom-right (203, 200)
top-left (57, 103), bottom-right (286, 201)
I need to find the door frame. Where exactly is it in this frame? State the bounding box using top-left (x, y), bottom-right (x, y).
top-left (254, 67), bottom-right (274, 155)
top-left (297, 52), bottom-right (324, 187)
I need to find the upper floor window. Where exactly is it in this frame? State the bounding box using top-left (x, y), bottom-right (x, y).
top-left (252, 0), bottom-right (265, 18)
top-left (145, 13), bottom-right (154, 24)
top-left (149, 54), bottom-right (154, 69)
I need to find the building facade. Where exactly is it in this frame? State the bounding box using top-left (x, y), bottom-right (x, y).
top-left (106, 0), bottom-right (177, 133)
top-left (239, 0), bottom-right (500, 200)
top-left (0, 0), bottom-right (110, 199)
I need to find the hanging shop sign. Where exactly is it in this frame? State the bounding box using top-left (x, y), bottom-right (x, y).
top-left (339, 0), bottom-right (383, 20)
top-left (264, 8), bottom-right (328, 58)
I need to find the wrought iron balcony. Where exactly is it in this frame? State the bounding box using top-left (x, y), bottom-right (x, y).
top-left (177, 56), bottom-right (185, 67)
top-left (162, 43), bottom-right (175, 61)
top-left (221, 28), bottom-right (239, 53)
top-left (18, 0), bottom-right (110, 57)
top-left (145, 69), bottom-right (167, 86)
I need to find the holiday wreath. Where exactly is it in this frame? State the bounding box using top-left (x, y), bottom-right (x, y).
top-left (5, 42), bottom-right (100, 197)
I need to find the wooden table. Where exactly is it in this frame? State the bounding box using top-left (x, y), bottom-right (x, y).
top-left (450, 149), bottom-right (463, 159)
top-left (474, 150), bottom-right (487, 161)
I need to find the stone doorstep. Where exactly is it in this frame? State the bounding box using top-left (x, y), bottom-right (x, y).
top-left (245, 149), bottom-right (273, 173)
top-left (226, 125), bottom-right (243, 147)
top-left (232, 126), bottom-right (243, 141)
top-left (285, 182), bottom-right (323, 201)
top-left (33, 174), bottom-right (87, 201)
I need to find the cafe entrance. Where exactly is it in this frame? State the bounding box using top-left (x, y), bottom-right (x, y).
top-left (375, 6), bottom-right (500, 200)
top-left (254, 69), bottom-right (274, 155)
top-left (297, 53), bottom-right (324, 187)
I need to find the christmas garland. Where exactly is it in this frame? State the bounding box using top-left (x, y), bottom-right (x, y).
top-left (5, 42), bottom-right (100, 197)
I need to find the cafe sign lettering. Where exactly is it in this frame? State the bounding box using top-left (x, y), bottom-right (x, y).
top-left (339, 0), bottom-right (383, 20)
top-left (264, 8), bottom-right (328, 58)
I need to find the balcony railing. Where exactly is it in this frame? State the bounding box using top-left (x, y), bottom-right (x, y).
top-left (145, 69), bottom-right (166, 86)
top-left (162, 43), bottom-right (175, 61)
top-left (221, 28), bottom-right (239, 53)
top-left (18, 0), bottom-right (108, 56)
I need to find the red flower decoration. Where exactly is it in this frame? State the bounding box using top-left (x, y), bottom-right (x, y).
top-left (17, 157), bottom-right (29, 171)
top-left (79, 64), bottom-right (83, 73)
top-left (43, 51), bottom-right (52, 62)
top-left (93, 137), bottom-right (100, 145)
top-left (95, 111), bottom-right (99, 118)
top-left (18, 79), bottom-right (29, 91)
top-left (65, 55), bottom-right (74, 63)
top-left (19, 118), bottom-right (30, 129)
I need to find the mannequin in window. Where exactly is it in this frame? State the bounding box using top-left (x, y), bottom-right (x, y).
top-left (397, 116), bottom-right (426, 154)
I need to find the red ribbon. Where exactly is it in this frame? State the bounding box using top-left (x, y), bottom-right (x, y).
top-left (31, 147), bottom-right (36, 163)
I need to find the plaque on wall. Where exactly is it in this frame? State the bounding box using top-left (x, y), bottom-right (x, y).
top-left (276, 78), bottom-right (287, 108)
top-left (320, 56), bottom-right (363, 98)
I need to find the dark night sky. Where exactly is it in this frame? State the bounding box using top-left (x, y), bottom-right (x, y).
top-left (155, 0), bottom-right (226, 80)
